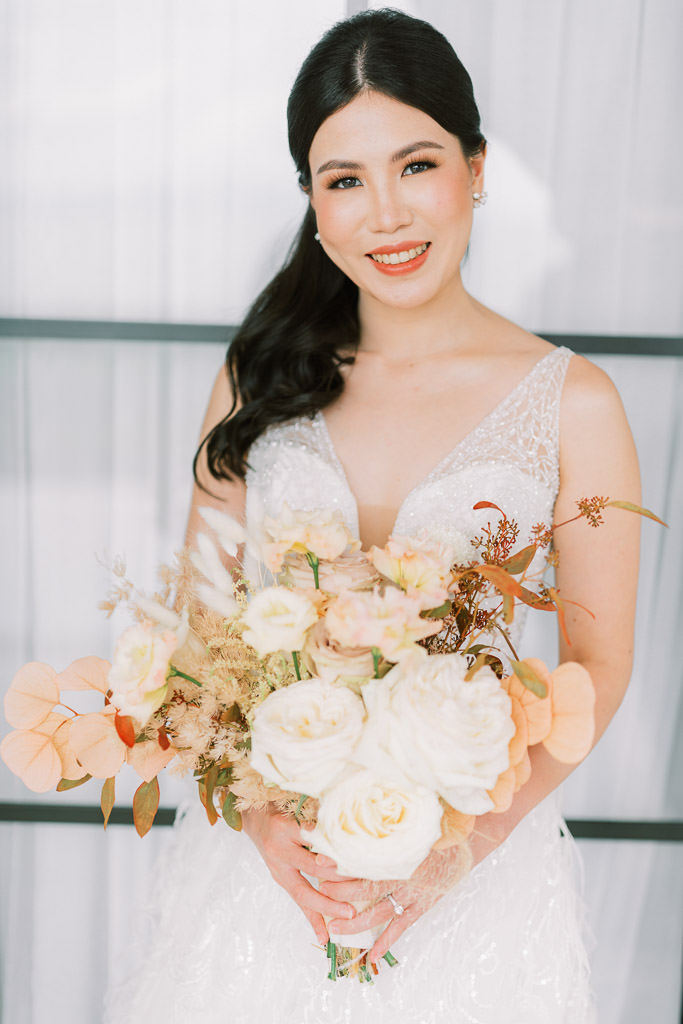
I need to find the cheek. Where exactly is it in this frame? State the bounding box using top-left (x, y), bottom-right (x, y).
top-left (312, 193), bottom-right (360, 247)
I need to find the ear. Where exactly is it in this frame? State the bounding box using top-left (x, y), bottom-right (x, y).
top-left (469, 144), bottom-right (486, 191)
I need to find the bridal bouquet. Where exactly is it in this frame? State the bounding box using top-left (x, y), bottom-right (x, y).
top-left (1, 496), bottom-right (659, 981)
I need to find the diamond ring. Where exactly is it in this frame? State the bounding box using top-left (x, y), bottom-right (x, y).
top-left (386, 892), bottom-right (405, 916)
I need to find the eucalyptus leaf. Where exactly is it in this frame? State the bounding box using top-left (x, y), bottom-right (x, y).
top-left (511, 659), bottom-right (548, 698)
top-left (221, 791), bottom-right (242, 831)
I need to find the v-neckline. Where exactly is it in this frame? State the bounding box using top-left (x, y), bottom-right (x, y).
top-left (315, 346), bottom-right (564, 544)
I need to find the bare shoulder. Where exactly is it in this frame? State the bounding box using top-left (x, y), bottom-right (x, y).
top-left (560, 353), bottom-right (628, 431)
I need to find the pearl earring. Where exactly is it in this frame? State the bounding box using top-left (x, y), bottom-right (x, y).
top-left (314, 231), bottom-right (321, 241)
top-left (472, 191), bottom-right (488, 207)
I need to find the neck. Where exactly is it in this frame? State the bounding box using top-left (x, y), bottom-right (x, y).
top-left (356, 271), bottom-right (481, 362)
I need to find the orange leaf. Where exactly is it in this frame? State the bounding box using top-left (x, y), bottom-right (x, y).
top-left (475, 565), bottom-right (524, 598)
top-left (0, 712), bottom-right (66, 792)
top-left (52, 717), bottom-right (88, 781)
top-left (133, 777), bottom-right (160, 837)
top-left (519, 587), bottom-right (555, 611)
top-left (505, 659), bottom-right (553, 744)
top-left (507, 693), bottom-right (529, 766)
top-left (157, 726), bottom-right (170, 751)
top-left (501, 543), bottom-right (537, 576)
top-left (101, 776), bottom-right (116, 829)
top-left (126, 738), bottom-right (176, 783)
top-left (472, 501), bottom-right (505, 515)
top-left (548, 587), bottom-right (570, 645)
top-left (5, 662), bottom-right (60, 729)
top-left (57, 656), bottom-right (111, 694)
top-left (487, 767), bottom-right (516, 813)
top-left (69, 708), bottom-right (126, 779)
top-left (543, 662), bottom-right (596, 763)
top-left (606, 500), bottom-right (668, 527)
top-left (114, 713), bottom-right (136, 748)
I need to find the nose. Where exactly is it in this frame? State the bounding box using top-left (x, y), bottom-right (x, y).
top-left (366, 179), bottom-right (412, 235)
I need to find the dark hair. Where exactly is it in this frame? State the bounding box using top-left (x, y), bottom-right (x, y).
top-left (198, 8), bottom-right (485, 484)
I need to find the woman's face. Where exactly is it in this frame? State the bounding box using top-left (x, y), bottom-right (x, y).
top-left (308, 91), bottom-right (485, 312)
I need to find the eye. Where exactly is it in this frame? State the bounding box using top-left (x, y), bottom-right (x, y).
top-left (403, 159), bottom-right (437, 176)
top-left (327, 175), bottom-right (362, 190)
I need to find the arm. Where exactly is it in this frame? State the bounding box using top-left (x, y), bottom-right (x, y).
top-left (186, 366), bottom-right (356, 945)
top-left (324, 354), bottom-right (642, 959)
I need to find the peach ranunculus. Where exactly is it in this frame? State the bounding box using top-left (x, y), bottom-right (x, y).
top-left (302, 621), bottom-right (376, 688)
top-left (368, 535), bottom-right (454, 610)
top-left (241, 586), bottom-right (319, 657)
top-left (261, 504), bottom-right (359, 574)
top-left (108, 621), bottom-right (178, 727)
top-left (324, 587), bottom-right (441, 663)
top-left (279, 549), bottom-right (380, 594)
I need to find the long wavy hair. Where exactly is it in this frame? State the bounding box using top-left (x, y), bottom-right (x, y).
top-left (198, 8), bottom-right (486, 484)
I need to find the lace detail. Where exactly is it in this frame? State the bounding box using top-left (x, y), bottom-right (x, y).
top-left (105, 343), bottom-right (597, 1023)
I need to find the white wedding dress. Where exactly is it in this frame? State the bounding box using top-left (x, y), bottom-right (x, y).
top-left (105, 345), bottom-right (595, 1023)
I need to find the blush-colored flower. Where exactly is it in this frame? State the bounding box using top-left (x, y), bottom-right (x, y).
top-left (69, 706), bottom-right (127, 778)
top-left (262, 504), bottom-right (358, 573)
top-left (241, 586), bottom-right (318, 657)
top-left (280, 549), bottom-right (380, 594)
top-left (306, 768), bottom-right (443, 880)
top-left (325, 587), bottom-right (440, 662)
top-left (4, 662), bottom-right (60, 730)
top-left (302, 621), bottom-right (375, 687)
top-left (359, 654), bottom-right (514, 815)
top-left (108, 621), bottom-right (178, 727)
top-left (249, 677), bottom-right (366, 796)
top-left (543, 662), bottom-right (595, 763)
top-left (0, 712), bottom-right (69, 792)
top-left (368, 535), bottom-right (453, 610)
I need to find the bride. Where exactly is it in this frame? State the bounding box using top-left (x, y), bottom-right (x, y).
top-left (106, 9), bottom-right (640, 1023)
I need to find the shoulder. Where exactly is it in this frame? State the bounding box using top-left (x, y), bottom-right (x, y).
top-left (560, 353), bottom-right (628, 433)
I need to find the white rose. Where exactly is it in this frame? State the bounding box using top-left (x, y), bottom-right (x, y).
top-left (360, 654), bottom-right (514, 815)
top-left (306, 768), bottom-right (443, 881)
top-left (241, 587), bottom-right (318, 657)
top-left (108, 621), bottom-right (177, 727)
top-left (249, 678), bottom-right (365, 796)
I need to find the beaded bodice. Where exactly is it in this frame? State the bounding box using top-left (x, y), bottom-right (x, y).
top-left (246, 346), bottom-right (573, 643)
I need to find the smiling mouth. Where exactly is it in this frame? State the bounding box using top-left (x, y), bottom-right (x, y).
top-left (367, 242), bottom-right (430, 265)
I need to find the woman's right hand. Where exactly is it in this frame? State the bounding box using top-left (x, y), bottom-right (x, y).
top-left (242, 806), bottom-right (358, 945)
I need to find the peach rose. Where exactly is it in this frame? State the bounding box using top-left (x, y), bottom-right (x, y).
top-left (325, 587), bottom-right (441, 662)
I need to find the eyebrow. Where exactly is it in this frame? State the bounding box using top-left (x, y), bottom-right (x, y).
top-left (315, 140), bottom-right (445, 175)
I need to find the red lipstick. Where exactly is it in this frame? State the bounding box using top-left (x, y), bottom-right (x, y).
top-left (366, 241), bottom-right (431, 276)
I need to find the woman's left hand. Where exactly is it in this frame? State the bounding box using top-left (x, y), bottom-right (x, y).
top-left (319, 841), bottom-right (471, 962)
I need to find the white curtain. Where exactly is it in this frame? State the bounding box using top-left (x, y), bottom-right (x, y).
top-left (1, 2), bottom-right (682, 1022)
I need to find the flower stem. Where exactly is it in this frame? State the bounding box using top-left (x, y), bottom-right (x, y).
top-left (306, 551), bottom-right (320, 589)
top-left (294, 793), bottom-right (308, 822)
top-left (327, 940), bottom-right (337, 980)
top-left (292, 650), bottom-right (302, 680)
top-left (167, 666), bottom-right (202, 687)
top-left (382, 950), bottom-right (399, 967)
top-left (372, 647), bottom-right (381, 678)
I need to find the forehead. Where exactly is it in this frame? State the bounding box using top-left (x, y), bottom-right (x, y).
top-left (309, 91), bottom-right (456, 167)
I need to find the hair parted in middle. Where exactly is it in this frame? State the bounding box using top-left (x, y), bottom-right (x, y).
top-left (198, 8), bottom-right (486, 485)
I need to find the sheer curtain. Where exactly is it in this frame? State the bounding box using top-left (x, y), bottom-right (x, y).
top-left (1, 1), bottom-right (681, 1021)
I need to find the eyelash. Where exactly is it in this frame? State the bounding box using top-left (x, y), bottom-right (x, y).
top-left (325, 157), bottom-right (438, 190)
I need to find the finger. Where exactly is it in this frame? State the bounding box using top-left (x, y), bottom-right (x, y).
top-left (319, 878), bottom-right (374, 901)
top-left (282, 869), bottom-right (357, 921)
top-left (369, 906), bottom-right (421, 963)
top-left (328, 897), bottom-right (393, 935)
top-left (299, 904), bottom-right (329, 946)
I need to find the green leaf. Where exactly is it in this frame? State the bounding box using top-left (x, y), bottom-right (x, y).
top-left (101, 776), bottom-right (116, 829)
top-left (221, 790), bottom-right (242, 831)
top-left (501, 543), bottom-right (537, 575)
top-left (57, 774), bottom-right (92, 791)
top-left (511, 659), bottom-right (548, 698)
top-left (422, 600), bottom-right (452, 619)
top-left (133, 777), bottom-right (160, 837)
top-left (606, 500), bottom-right (668, 527)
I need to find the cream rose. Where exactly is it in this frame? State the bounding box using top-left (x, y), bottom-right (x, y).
top-left (325, 587), bottom-right (441, 662)
top-left (302, 621), bottom-right (376, 688)
top-left (241, 587), bottom-right (318, 657)
top-left (108, 621), bottom-right (178, 727)
top-left (306, 768), bottom-right (443, 881)
top-left (262, 504), bottom-right (358, 573)
top-left (360, 655), bottom-right (514, 815)
top-left (249, 678), bottom-right (366, 796)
